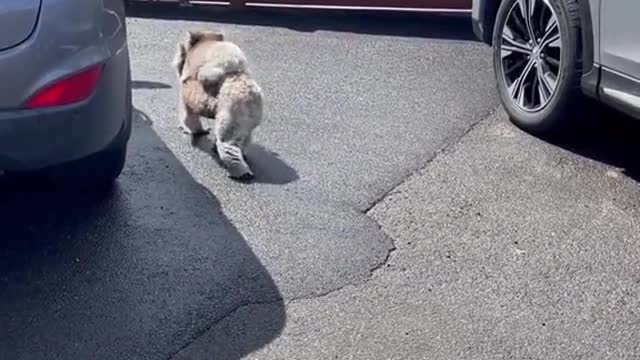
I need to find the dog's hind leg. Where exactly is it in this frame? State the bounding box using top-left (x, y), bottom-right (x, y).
top-left (214, 111), bottom-right (253, 180)
top-left (217, 140), bottom-right (252, 181)
top-left (178, 95), bottom-right (209, 136)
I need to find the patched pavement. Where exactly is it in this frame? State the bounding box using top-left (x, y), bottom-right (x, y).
top-left (205, 110), bottom-right (640, 360)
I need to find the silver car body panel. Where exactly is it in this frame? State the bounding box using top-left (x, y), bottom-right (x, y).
top-left (0, 0), bottom-right (131, 170)
top-left (600, 0), bottom-right (640, 79)
top-left (598, 0), bottom-right (640, 119)
top-left (0, 0), bottom-right (127, 110)
top-left (0, 0), bottom-right (41, 51)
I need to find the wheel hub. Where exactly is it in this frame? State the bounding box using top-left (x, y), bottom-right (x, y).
top-left (532, 46), bottom-right (541, 60)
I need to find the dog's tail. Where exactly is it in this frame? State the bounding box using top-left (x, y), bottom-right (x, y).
top-left (196, 63), bottom-right (227, 85)
top-left (196, 59), bottom-right (246, 85)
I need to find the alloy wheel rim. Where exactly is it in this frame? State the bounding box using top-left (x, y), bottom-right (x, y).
top-left (500, 0), bottom-right (562, 112)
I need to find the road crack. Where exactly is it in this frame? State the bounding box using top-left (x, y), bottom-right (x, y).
top-left (362, 105), bottom-right (500, 275)
top-left (362, 106), bottom-right (500, 214)
top-left (169, 106), bottom-right (500, 359)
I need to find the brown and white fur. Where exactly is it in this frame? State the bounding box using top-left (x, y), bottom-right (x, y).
top-left (172, 30), bottom-right (263, 180)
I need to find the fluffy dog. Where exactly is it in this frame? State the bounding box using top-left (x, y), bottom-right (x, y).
top-left (172, 30), bottom-right (263, 180)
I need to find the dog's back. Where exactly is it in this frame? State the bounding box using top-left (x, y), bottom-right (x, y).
top-left (190, 41), bottom-right (248, 83)
top-left (173, 30), bottom-right (249, 85)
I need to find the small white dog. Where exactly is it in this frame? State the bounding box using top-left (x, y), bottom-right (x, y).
top-left (172, 30), bottom-right (263, 180)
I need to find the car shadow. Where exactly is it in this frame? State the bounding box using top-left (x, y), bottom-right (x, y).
top-left (544, 106), bottom-right (640, 182)
top-left (126, 2), bottom-right (477, 41)
top-left (0, 109), bottom-right (285, 360)
top-left (191, 134), bottom-right (299, 185)
top-left (132, 80), bottom-right (172, 89)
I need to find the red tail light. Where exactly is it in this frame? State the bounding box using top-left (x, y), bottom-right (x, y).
top-left (25, 65), bottom-right (103, 109)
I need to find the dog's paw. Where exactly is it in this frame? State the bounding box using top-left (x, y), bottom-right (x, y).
top-left (228, 168), bottom-right (254, 182)
top-left (230, 172), bottom-right (254, 183)
top-left (179, 125), bottom-right (211, 136)
top-left (192, 127), bottom-right (211, 136)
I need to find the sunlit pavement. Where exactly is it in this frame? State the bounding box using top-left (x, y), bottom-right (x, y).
top-left (3, 5), bottom-right (638, 360)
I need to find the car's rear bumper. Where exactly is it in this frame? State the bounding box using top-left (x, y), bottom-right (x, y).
top-left (0, 48), bottom-right (131, 172)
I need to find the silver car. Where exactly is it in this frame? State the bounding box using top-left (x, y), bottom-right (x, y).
top-left (472, 0), bottom-right (640, 135)
top-left (0, 0), bottom-right (131, 188)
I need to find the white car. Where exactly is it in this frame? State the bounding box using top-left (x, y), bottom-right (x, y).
top-left (472, 0), bottom-right (640, 135)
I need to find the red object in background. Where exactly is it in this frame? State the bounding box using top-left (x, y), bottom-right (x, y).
top-left (230, 0), bottom-right (470, 10)
top-left (25, 65), bottom-right (103, 109)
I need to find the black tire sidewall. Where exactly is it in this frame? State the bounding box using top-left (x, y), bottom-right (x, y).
top-left (48, 140), bottom-right (127, 190)
top-left (492, 0), bottom-right (582, 134)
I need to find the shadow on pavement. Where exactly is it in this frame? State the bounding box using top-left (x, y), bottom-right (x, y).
top-left (135, 105), bottom-right (155, 125)
top-left (126, 2), bottom-right (477, 41)
top-left (0, 109), bottom-right (285, 360)
top-left (191, 135), bottom-right (299, 185)
top-left (545, 107), bottom-right (640, 182)
top-left (133, 80), bottom-right (172, 89)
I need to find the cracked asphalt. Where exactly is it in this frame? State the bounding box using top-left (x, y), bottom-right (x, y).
top-left (2, 4), bottom-right (639, 360)
top-left (210, 111), bottom-right (640, 360)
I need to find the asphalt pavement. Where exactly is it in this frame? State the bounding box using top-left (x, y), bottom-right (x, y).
top-left (217, 110), bottom-right (640, 360)
top-left (3, 4), bottom-right (638, 360)
top-left (1, 7), bottom-right (498, 359)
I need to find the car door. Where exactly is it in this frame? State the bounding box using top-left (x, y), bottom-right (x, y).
top-left (598, 0), bottom-right (640, 117)
top-left (238, 0), bottom-right (470, 10)
top-left (600, 0), bottom-right (640, 79)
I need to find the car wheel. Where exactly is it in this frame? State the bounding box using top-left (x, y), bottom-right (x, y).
top-left (46, 139), bottom-right (128, 191)
top-left (492, 0), bottom-right (584, 135)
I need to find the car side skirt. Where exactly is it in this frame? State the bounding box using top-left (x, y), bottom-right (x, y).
top-left (599, 67), bottom-right (640, 120)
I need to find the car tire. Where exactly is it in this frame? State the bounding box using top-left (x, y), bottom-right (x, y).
top-left (46, 139), bottom-right (128, 191)
top-left (492, 0), bottom-right (585, 136)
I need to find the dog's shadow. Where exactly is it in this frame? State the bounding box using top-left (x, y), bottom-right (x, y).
top-left (191, 135), bottom-right (299, 185)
